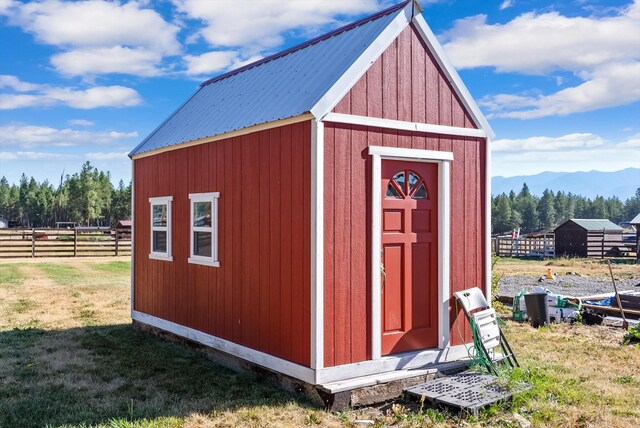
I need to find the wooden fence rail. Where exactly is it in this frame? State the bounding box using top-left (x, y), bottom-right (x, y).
top-left (494, 234), bottom-right (555, 258)
top-left (0, 228), bottom-right (131, 258)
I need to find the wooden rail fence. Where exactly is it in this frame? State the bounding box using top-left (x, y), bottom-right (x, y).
top-left (0, 228), bottom-right (131, 258)
top-left (494, 234), bottom-right (555, 258)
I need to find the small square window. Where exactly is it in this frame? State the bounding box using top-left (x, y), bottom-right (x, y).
top-left (149, 196), bottom-right (173, 261)
top-left (188, 192), bottom-right (220, 267)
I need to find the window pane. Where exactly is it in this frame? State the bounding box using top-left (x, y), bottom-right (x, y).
top-left (392, 171), bottom-right (405, 193)
top-left (153, 231), bottom-right (167, 253)
top-left (194, 231), bottom-right (212, 257)
top-left (153, 204), bottom-right (167, 227)
top-left (413, 183), bottom-right (428, 199)
top-left (193, 201), bottom-right (212, 227)
top-left (386, 183), bottom-right (402, 199)
top-left (408, 172), bottom-right (420, 192)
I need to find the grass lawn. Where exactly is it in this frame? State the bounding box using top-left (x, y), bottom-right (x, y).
top-left (0, 257), bottom-right (639, 427)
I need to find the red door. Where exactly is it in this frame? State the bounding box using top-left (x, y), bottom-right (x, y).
top-left (381, 160), bottom-right (438, 355)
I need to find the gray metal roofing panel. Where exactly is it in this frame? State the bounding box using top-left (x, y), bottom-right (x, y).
top-left (130, 8), bottom-right (401, 156)
top-left (630, 213), bottom-right (640, 225)
top-left (569, 219), bottom-right (623, 232)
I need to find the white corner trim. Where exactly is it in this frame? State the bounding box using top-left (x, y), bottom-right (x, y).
top-left (485, 138), bottom-right (492, 305)
top-left (369, 146), bottom-right (452, 360)
top-left (310, 3), bottom-right (413, 118)
top-left (368, 145), bottom-right (454, 162)
top-left (132, 310), bottom-right (315, 384)
top-left (310, 120), bottom-right (324, 372)
top-left (323, 113), bottom-right (486, 139)
top-left (411, 14), bottom-right (495, 140)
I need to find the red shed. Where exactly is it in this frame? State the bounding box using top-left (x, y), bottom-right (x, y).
top-left (129, 0), bottom-right (494, 399)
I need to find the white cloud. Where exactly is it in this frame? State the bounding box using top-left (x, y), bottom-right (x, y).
top-left (51, 47), bottom-right (163, 77)
top-left (499, 0), bottom-right (513, 11)
top-left (442, 3), bottom-right (640, 74)
top-left (0, 151), bottom-right (76, 161)
top-left (0, 74), bottom-right (40, 92)
top-left (2, 0), bottom-right (180, 77)
top-left (0, 76), bottom-right (142, 110)
top-left (67, 119), bottom-right (94, 127)
top-left (85, 152), bottom-right (129, 161)
top-left (492, 133), bottom-right (606, 152)
top-left (0, 123), bottom-right (138, 148)
top-left (492, 133), bottom-right (640, 176)
top-left (173, 0), bottom-right (383, 51)
top-left (442, 1), bottom-right (640, 119)
top-left (481, 61), bottom-right (640, 118)
top-left (184, 51), bottom-right (239, 76)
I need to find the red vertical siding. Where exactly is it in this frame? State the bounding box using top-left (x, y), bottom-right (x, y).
top-left (133, 121), bottom-right (311, 367)
top-left (333, 24), bottom-right (477, 130)
top-left (324, 22), bottom-right (486, 366)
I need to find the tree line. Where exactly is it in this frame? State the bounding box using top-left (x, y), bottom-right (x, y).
top-left (492, 184), bottom-right (640, 235)
top-left (0, 162), bottom-right (131, 228)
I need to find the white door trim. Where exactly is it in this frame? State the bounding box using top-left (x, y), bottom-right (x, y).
top-left (324, 112), bottom-right (486, 139)
top-left (369, 145), bottom-right (452, 360)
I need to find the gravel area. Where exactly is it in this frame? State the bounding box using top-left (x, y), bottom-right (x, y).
top-left (498, 274), bottom-right (640, 299)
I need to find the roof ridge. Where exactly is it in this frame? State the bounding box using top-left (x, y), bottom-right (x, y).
top-left (199, 0), bottom-right (411, 88)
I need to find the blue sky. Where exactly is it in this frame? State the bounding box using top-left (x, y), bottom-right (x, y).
top-left (1, 0), bottom-right (639, 185)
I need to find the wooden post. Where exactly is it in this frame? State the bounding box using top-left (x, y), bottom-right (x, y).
top-left (31, 228), bottom-right (35, 258)
top-left (115, 229), bottom-right (119, 256)
top-left (601, 228), bottom-right (605, 259)
top-left (74, 228), bottom-right (78, 257)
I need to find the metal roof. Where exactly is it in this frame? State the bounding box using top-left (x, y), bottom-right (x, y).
top-left (559, 219), bottom-right (623, 232)
top-left (630, 213), bottom-right (640, 225)
top-left (129, 2), bottom-right (409, 157)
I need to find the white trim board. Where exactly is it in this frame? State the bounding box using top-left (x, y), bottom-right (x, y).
top-left (323, 113), bottom-right (486, 139)
top-left (368, 145), bottom-right (452, 360)
top-left (310, 119), bottom-right (324, 373)
top-left (132, 310), bottom-right (316, 384)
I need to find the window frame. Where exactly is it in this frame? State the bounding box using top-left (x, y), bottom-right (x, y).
top-left (188, 192), bottom-right (220, 267)
top-left (149, 196), bottom-right (173, 261)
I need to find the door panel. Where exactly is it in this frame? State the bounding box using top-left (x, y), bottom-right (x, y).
top-left (381, 160), bottom-right (438, 355)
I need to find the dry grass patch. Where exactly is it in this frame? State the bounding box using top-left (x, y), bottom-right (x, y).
top-left (1, 257), bottom-right (640, 427)
top-left (495, 257), bottom-right (639, 280)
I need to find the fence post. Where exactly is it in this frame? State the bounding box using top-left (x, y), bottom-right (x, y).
top-left (31, 228), bottom-right (35, 258)
top-left (74, 228), bottom-right (78, 257)
top-left (115, 229), bottom-right (119, 257)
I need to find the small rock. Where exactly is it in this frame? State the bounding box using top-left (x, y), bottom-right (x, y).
top-left (353, 420), bottom-right (374, 425)
top-left (513, 412), bottom-right (531, 428)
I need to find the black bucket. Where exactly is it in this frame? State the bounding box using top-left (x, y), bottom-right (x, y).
top-left (524, 293), bottom-right (548, 328)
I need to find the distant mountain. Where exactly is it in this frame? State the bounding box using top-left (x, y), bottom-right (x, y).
top-left (492, 168), bottom-right (640, 200)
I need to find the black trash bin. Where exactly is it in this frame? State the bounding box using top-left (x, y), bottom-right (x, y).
top-left (524, 293), bottom-right (548, 328)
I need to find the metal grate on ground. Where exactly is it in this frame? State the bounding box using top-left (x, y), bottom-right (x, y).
top-left (404, 371), bottom-right (530, 417)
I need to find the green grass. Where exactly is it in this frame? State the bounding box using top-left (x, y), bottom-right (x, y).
top-left (91, 261), bottom-right (131, 275)
top-left (34, 263), bottom-right (83, 285)
top-left (0, 264), bottom-right (23, 287)
top-left (0, 324), bottom-right (306, 428)
top-left (12, 298), bottom-right (37, 314)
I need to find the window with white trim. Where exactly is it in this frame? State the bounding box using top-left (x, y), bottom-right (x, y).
top-left (149, 196), bottom-right (173, 261)
top-left (188, 192), bottom-right (220, 267)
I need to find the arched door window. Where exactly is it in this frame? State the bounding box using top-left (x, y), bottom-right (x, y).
top-left (385, 170), bottom-right (429, 200)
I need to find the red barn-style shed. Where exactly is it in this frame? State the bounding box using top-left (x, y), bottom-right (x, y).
top-left (129, 0), bottom-right (494, 396)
